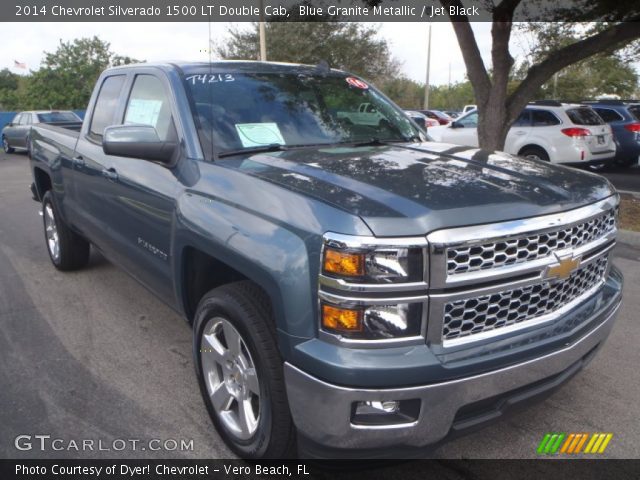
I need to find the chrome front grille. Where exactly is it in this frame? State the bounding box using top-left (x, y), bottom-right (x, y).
top-left (427, 196), bottom-right (619, 347)
top-left (442, 255), bottom-right (609, 341)
top-left (446, 208), bottom-right (616, 275)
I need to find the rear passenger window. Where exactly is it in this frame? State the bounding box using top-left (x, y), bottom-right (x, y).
top-left (20, 114), bottom-right (32, 125)
top-left (593, 108), bottom-right (623, 123)
top-left (628, 105), bottom-right (640, 121)
top-left (566, 108), bottom-right (604, 126)
top-left (513, 111), bottom-right (531, 127)
top-left (125, 75), bottom-right (174, 141)
top-left (89, 75), bottom-right (126, 142)
top-left (530, 110), bottom-right (560, 126)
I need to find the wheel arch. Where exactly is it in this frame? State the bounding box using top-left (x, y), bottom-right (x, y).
top-left (517, 144), bottom-right (550, 158)
top-left (32, 167), bottom-right (52, 201)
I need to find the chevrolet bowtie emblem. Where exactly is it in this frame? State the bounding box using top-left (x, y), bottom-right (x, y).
top-left (545, 254), bottom-right (581, 281)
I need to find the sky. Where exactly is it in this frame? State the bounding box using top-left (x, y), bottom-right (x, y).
top-left (1, 22), bottom-right (496, 85)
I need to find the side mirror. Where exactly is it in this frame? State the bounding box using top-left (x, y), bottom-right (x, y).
top-left (103, 125), bottom-right (177, 164)
top-left (450, 121), bottom-right (462, 129)
top-left (7, 123), bottom-right (13, 127)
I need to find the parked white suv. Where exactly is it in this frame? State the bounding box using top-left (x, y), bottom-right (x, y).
top-left (428, 102), bottom-right (616, 166)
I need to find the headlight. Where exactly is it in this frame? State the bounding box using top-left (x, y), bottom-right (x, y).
top-left (322, 246), bottom-right (423, 283)
top-left (319, 234), bottom-right (428, 342)
top-left (321, 302), bottom-right (423, 339)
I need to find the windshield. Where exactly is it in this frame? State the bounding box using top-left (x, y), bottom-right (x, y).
top-left (183, 72), bottom-right (422, 157)
top-left (37, 111), bottom-right (81, 123)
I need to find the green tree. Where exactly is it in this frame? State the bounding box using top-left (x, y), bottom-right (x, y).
top-left (442, 0), bottom-right (640, 151)
top-left (216, 22), bottom-right (400, 84)
top-left (379, 77), bottom-right (424, 109)
top-left (24, 37), bottom-right (139, 110)
top-left (513, 24), bottom-right (638, 100)
top-left (0, 68), bottom-right (22, 110)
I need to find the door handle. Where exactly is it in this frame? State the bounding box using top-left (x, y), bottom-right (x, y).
top-left (513, 131), bottom-right (527, 136)
top-left (102, 167), bottom-right (118, 181)
top-left (71, 155), bottom-right (85, 166)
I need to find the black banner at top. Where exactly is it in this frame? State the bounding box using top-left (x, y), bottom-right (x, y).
top-left (5, 0), bottom-right (640, 22)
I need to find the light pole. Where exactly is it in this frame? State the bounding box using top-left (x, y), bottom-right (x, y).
top-left (423, 23), bottom-right (432, 110)
top-left (259, 0), bottom-right (267, 61)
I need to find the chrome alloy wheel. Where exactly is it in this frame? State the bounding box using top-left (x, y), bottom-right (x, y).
top-left (2, 137), bottom-right (9, 153)
top-left (44, 203), bottom-right (60, 262)
top-left (200, 317), bottom-right (261, 440)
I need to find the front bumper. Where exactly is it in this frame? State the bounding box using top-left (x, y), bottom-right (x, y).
top-left (285, 279), bottom-right (622, 457)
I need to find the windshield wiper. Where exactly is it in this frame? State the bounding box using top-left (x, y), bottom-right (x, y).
top-left (218, 143), bottom-right (288, 158)
top-left (342, 137), bottom-right (416, 147)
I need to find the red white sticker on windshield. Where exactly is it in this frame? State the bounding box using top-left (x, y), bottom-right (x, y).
top-left (346, 77), bottom-right (368, 89)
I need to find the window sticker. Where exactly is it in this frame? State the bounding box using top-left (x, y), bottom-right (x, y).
top-left (125, 99), bottom-right (163, 127)
top-left (346, 77), bottom-right (368, 89)
top-left (235, 123), bottom-right (285, 148)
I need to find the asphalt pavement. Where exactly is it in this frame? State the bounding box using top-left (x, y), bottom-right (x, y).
top-left (1, 151), bottom-right (639, 459)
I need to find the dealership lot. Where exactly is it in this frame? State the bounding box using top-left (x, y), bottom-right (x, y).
top-left (1, 152), bottom-right (639, 459)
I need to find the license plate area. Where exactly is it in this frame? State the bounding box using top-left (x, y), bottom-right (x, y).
top-left (597, 135), bottom-right (605, 145)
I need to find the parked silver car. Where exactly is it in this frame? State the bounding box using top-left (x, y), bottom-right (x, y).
top-left (2, 110), bottom-right (82, 154)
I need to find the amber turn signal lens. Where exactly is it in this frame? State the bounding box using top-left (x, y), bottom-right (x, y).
top-left (323, 248), bottom-right (365, 277)
top-left (322, 304), bottom-right (363, 333)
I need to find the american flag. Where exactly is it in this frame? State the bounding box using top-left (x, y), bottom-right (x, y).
top-left (14, 60), bottom-right (26, 69)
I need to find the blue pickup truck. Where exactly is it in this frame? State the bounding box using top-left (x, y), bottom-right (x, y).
top-left (29, 62), bottom-right (623, 459)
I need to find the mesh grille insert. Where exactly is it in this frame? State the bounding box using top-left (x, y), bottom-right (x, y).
top-left (442, 256), bottom-right (608, 341)
top-left (446, 209), bottom-right (615, 275)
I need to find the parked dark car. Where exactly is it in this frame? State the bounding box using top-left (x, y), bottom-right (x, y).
top-left (418, 109), bottom-right (451, 125)
top-left (2, 110), bottom-right (82, 154)
top-left (584, 100), bottom-right (640, 167)
top-left (29, 62), bottom-right (623, 459)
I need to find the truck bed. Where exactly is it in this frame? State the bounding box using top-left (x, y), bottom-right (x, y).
top-left (30, 123), bottom-right (81, 168)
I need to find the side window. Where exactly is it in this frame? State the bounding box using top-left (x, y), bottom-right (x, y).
top-left (89, 75), bottom-right (126, 142)
top-left (513, 110), bottom-right (531, 127)
top-left (22, 114), bottom-right (32, 125)
top-left (593, 108), bottom-right (623, 123)
top-left (12, 114), bottom-right (22, 125)
top-left (530, 110), bottom-right (560, 126)
top-left (125, 75), bottom-right (174, 141)
top-left (458, 112), bottom-right (478, 128)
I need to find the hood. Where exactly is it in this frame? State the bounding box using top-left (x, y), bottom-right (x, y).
top-left (218, 142), bottom-right (616, 236)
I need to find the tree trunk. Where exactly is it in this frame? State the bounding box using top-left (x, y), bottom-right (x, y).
top-left (477, 97), bottom-right (510, 152)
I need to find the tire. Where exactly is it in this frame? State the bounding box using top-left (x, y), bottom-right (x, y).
top-left (193, 281), bottom-right (296, 459)
top-left (519, 146), bottom-right (549, 162)
top-left (42, 191), bottom-right (90, 271)
top-left (2, 135), bottom-right (15, 154)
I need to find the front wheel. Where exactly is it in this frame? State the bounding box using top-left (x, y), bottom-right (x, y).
top-left (2, 136), bottom-right (14, 154)
top-left (193, 281), bottom-right (296, 458)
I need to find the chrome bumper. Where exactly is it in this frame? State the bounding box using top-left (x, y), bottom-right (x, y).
top-left (284, 299), bottom-right (621, 452)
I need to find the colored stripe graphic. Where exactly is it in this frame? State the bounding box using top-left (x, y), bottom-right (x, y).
top-left (538, 433), bottom-right (613, 455)
top-left (574, 433), bottom-right (589, 453)
top-left (537, 433), bottom-right (552, 454)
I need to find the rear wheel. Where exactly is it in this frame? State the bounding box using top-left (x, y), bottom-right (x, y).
top-left (2, 136), bottom-right (14, 154)
top-left (519, 146), bottom-right (549, 162)
top-left (193, 281), bottom-right (296, 459)
top-left (42, 191), bottom-right (90, 270)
